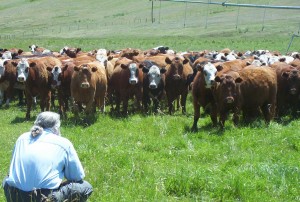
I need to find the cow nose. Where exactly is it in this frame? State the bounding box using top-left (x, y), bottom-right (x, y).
top-left (226, 97), bottom-right (234, 104)
top-left (18, 77), bottom-right (25, 82)
top-left (149, 83), bottom-right (157, 89)
top-left (173, 74), bottom-right (181, 80)
top-left (290, 88), bottom-right (297, 95)
top-left (129, 78), bottom-right (138, 85)
top-left (81, 82), bottom-right (90, 88)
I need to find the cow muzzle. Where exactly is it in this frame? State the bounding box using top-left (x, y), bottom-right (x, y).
top-left (225, 97), bottom-right (234, 104)
top-left (17, 77), bottom-right (25, 82)
top-left (290, 88), bottom-right (297, 95)
top-left (80, 82), bottom-right (90, 88)
top-left (149, 83), bottom-right (157, 89)
top-left (129, 78), bottom-right (138, 85)
top-left (173, 74), bottom-right (181, 80)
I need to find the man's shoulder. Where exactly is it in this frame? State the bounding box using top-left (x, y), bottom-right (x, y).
top-left (44, 134), bottom-right (73, 150)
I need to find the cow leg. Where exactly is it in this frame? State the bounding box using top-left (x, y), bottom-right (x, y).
top-left (191, 99), bottom-right (201, 132)
top-left (210, 103), bottom-right (218, 127)
top-left (25, 93), bottom-right (32, 120)
top-left (181, 92), bottom-right (188, 115)
top-left (0, 90), bottom-right (3, 106)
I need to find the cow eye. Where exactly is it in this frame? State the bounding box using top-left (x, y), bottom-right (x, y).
top-left (204, 71), bottom-right (207, 76)
top-left (25, 68), bottom-right (29, 73)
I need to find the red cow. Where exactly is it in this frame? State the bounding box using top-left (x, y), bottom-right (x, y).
top-left (165, 56), bottom-right (193, 114)
top-left (0, 59), bottom-right (20, 107)
top-left (214, 66), bottom-right (277, 128)
top-left (71, 61), bottom-right (107, 116)
top-left (109, 57), bottom-right (143, 115)
top-left (191, 62), bottom-right (219, 131)
top-left (271, 62), bottom-right (300, 118)
top-left (16, 58), bottom-right (53, 119)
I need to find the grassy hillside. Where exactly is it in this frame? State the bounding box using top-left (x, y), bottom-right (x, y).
top-left (1, 0), bottom-right (300, 39)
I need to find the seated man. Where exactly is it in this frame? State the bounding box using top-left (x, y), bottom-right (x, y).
top-left (3, 111), bottom-right (93, 202)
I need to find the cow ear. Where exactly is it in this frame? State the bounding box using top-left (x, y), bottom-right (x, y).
top-left (76, 48), bottom-right (81, 53)
top-left (18, 49), bottom-right (23, 54)
top-left (121, 64), bottom-right (128, 69)
top-left (281, 72), bottom-right (289, 78)
top-left (216, 64), bottom-right (223, 72)
top-left (197, 64), bottom-right (204, 72)
top-left (11, 61), bottom-right (18, 67)
top-left (183, 58), bottom-right (189, 65)
top-left (36, 46), bottom-right (38, 48)
top-left (160, 68), bottom-right (167, 74)
top-left (107, 50), bottom-right (111, 56)
top-left (108, 56), bottom-right (114, 61)
top-left (246, 61), bottom-right (251, 66)
top-left (165, 57), bottom-right (172, 64)
top-left (46, 67), bottom-right (52, 72)
top-left (28, 45), bottom-right (31, 48)
top-left (29, 62), bottom-right (36, 67)
top-left (142, 67), bottom-right (149, 73)
top-left (279, 57), bottom-right (286, 62)
top-left (74, 66), bottom-right (80, 71)
top-left (215, 76), bottom-right (222, 83)
top-left (11, 53), bottom-right (18, 59)
top-left (91, 66), bottom-right (98, 72)
top-left (235, 77), bottom-right (243, 83)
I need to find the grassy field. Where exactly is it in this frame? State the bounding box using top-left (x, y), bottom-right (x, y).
top-left (1, 0), bottom-right (300, 201)
top-left (1, 90), bottom-right (300, 201)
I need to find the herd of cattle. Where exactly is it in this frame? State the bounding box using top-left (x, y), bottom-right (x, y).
top-left (0, 45), bottom-right (300, 130)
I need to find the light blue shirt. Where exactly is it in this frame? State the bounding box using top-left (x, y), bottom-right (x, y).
top-left (5, 129), bottom-right (85, 191)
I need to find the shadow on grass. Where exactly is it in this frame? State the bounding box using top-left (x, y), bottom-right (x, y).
top-left (63, 113), bottom-right (99, 128)
top-left (11, 116), bottom-right (35, 124)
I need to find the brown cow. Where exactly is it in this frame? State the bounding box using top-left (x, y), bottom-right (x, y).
top-left (270, 62), bottom-right (300, 118)
top-left (141, 60), bottom-right (167, 113)
top-left (0, 59), bottom-right (20, 107)
top-left (48, 61), bottom-right (75, 118)
top-left (61, 47), bottom-right (82, 58)
top-left (109, 57), bottom-right (143, 115)
top-left (191, 62), bottom-right (219, 131)
top-left (71, 61), bottom-right (107, 116)
top-left (165, 56), bottom-right (193, 114)
top-left (16, 58), bottom-right (53, 119)
top-left (213, 71), bottom-right (241, 129)
top-left (214, 66), bottom-right (277, 128)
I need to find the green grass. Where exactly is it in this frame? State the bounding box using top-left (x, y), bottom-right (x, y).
top-left (1, 93), bottom-right (300, 201)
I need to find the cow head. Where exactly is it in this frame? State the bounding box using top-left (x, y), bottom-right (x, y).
top-left (198, 62), bottom-right (218, 88)
top-left (96, 49), bottom-right (111, 67)
top-left (165, 56), bottom-right (189, 80)
top-left (0, 59), bottom-right (6, 79)
top-left (281, 68), bottom-right (300, 95)
top-left (48, 66), bottom-right (62, 88)
top-left (64, 47), bottom-right (81, 58)
top-left (121, 62), bottom-right (141, 85)
top-left (215, 74), bottom-right (243, 105)
top-left (74, 64), bottom-right (97, 89)
top-left (142, 61), bottom-right (166, 89)
top-left (1, 51), bottom-right (12, 59)
top-left (29, 45), bottom-right (37, 53)
top-left (16, 58), bottom-right (30, 82)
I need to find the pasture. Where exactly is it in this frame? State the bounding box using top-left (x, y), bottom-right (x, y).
top-left (1, 0), bottom-right (300, 201)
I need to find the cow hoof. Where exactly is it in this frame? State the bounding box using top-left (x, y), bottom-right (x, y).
top-left (191, 126), bottom-right (198, 132)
